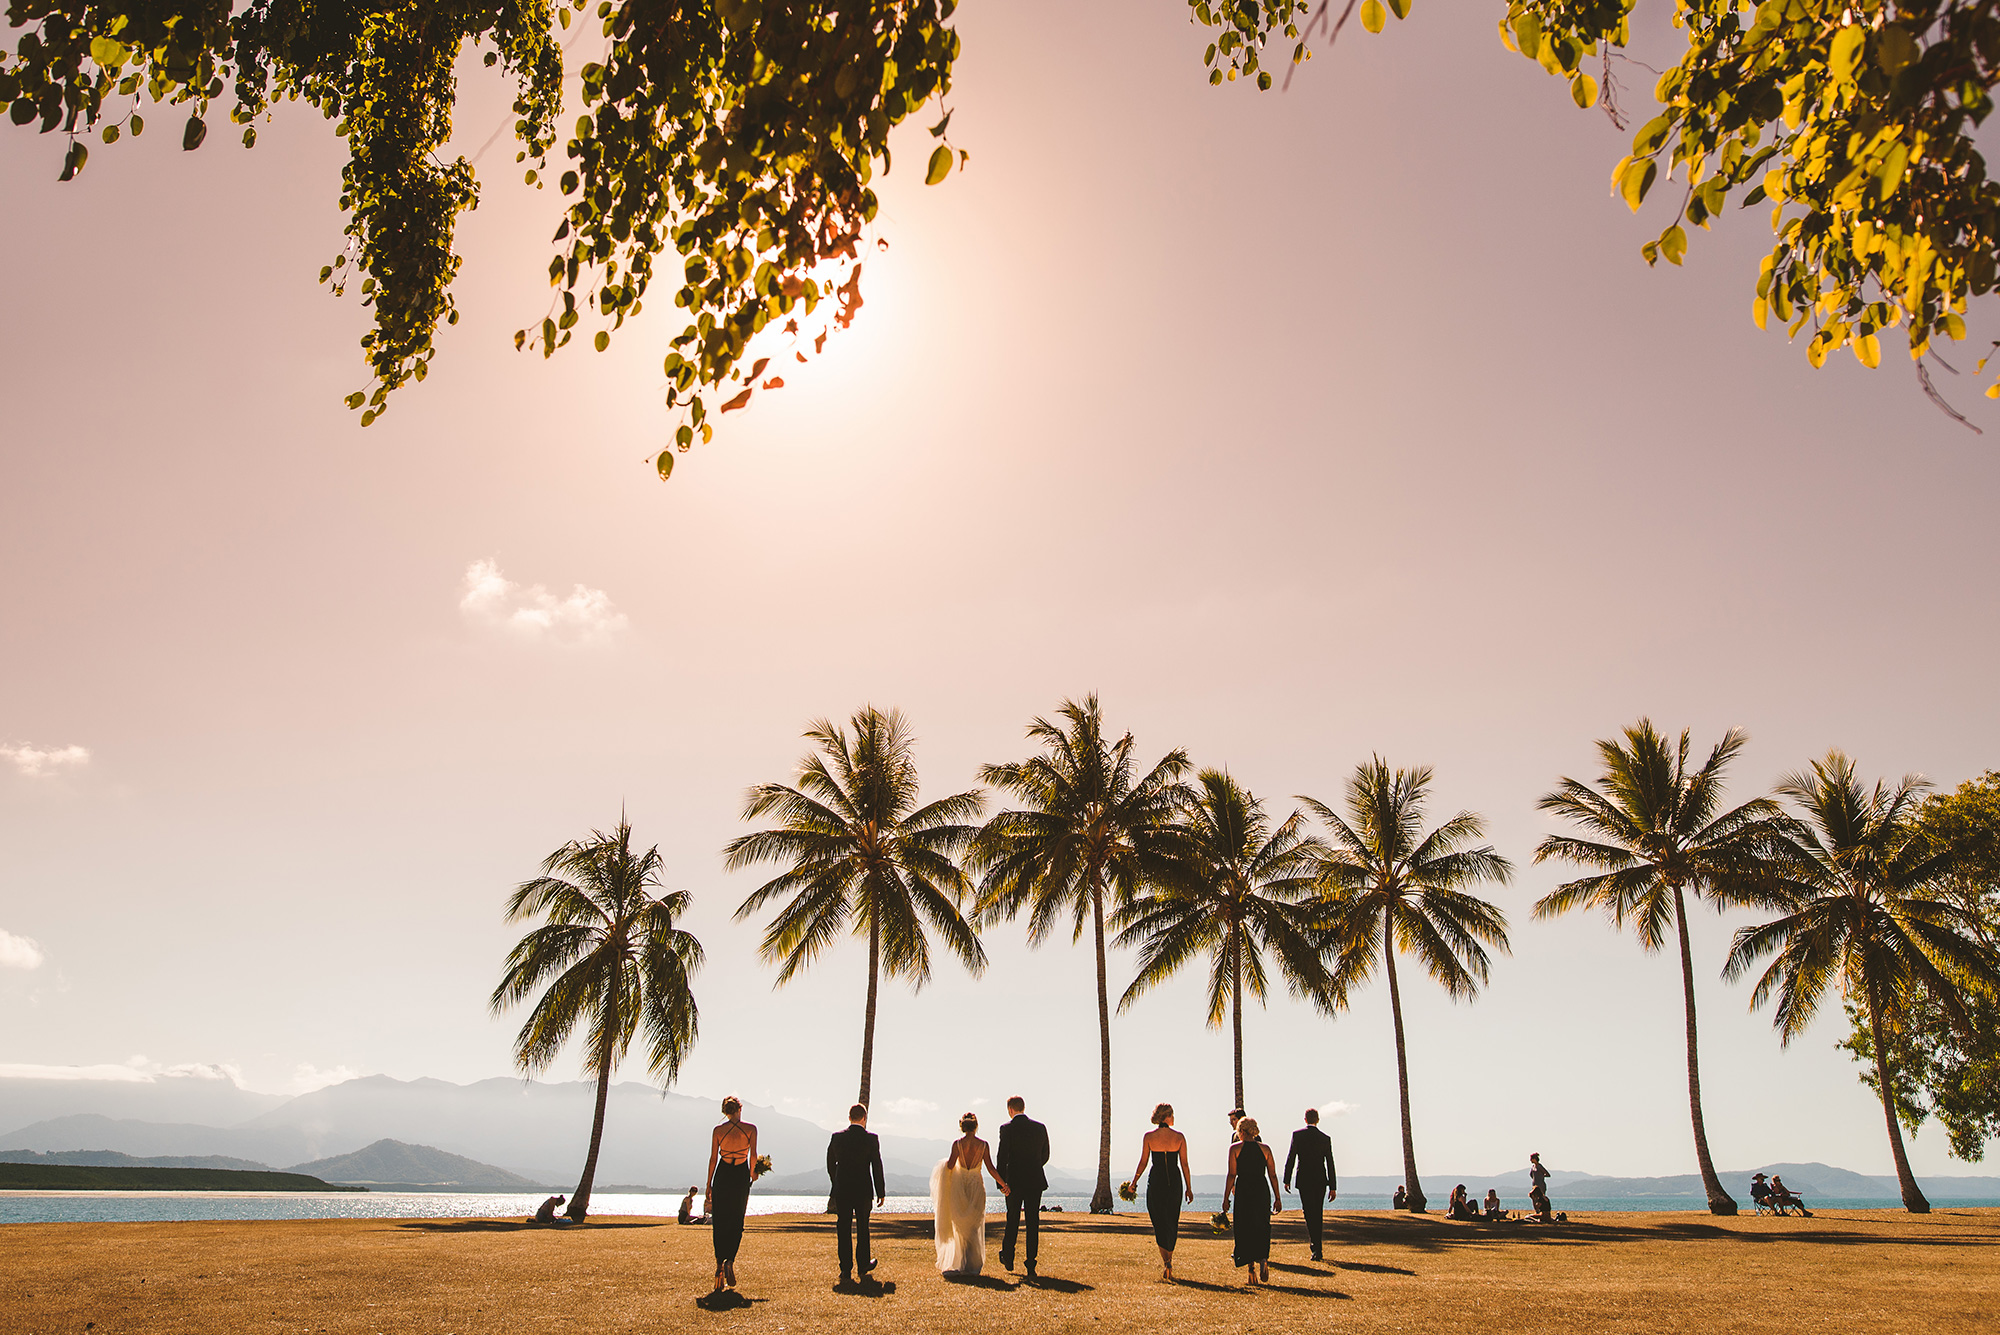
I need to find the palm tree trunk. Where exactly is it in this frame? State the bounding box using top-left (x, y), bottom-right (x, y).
top-left (1090, 870), bottom-right (1114, 1214)
top-left (859, 883), bottom-right (880, 1108)
top-left (1231, 921), bottom-right (1245, 1112)
top-left (1671, 886), bottom-right (1736, 1216)
top-left (569, 1025), bottom-right (616, 1221)
top-left (1382, 907), bottom-right (1425, 1213)
top-left (1868, 977), bottom-right (1931, 1213)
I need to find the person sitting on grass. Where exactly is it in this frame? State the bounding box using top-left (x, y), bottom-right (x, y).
top-left (1447, 1184), bottom-right (1480, 1221)
top-left (531, 1194), bottom-right (567, 1224)
top-left (678, 1187), bottom-right (709, 1225)
top-left (1768, 1175), bottom-right (1813, 1218)
top-left (1392, 1185), bottom-right (1408, 1210)
top-left (1483, 1190), bottom-right (1507, 1221)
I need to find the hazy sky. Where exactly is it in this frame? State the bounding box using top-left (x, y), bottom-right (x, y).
top-left (3, 3), bottom-right (1997, 1182)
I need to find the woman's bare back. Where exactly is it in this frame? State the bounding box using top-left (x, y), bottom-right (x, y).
top-left (949, 1134), bottom-right (990, 1171)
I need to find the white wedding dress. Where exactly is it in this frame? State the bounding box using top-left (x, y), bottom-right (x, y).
top-left (930, 1154), bottom-right (988, 1275)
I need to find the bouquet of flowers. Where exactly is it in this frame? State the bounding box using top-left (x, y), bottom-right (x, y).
top-left (754, 1154), bottom-right (773, 1176)
top-left (1117, 1181), bottom-right (1138, 1203)
top-left (1209, 1210), bottom-right (1232, 1235)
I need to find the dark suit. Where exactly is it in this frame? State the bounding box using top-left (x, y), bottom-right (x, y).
top-left (1284, 1125), bottom-right (1337, 1257)
top-left (995, 1113), bottom-right (1050, 1269)
top-left (826, 1124), bottom-right (886, 1279)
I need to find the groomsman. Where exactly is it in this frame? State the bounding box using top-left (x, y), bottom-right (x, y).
top-left (826, 1103), bottom-right (885, 1286)
top-left (995, 1095), bottom-right (1050, 1277)
top-left (1283, 1108), bottom-right (1338, 1261)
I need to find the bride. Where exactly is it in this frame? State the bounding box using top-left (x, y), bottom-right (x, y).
top-left (931, 1112), bottom-right (1008, 1276)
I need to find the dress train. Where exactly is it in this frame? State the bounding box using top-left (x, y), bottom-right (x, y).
top-left (930, 1160), bottom-right (987, 1275)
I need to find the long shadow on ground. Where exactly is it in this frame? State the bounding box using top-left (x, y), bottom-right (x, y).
top-left (391, 1219), bottom-right (668, 1234)
top-left (749, 1210), bottom-right (1997, 1258)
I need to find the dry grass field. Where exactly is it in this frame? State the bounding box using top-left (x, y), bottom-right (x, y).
top-left (4, 1207), bottom-right (1994, 1335)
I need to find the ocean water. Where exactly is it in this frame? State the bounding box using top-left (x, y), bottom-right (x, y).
top-left (3, 1190), bottom-right (1991, 1225)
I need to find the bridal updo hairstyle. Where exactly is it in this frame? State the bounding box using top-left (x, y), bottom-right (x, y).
top-left (1150, 1103), bottom-right (1174, 1126)
top-left (721, 1095), bottom-right (742, 1118)
top-left (959, 1112), bottom-right (978, 1133)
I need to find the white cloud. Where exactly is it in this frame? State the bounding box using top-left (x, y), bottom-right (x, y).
top-left (0, 929), bottom-right (44, 970)
top-left (1, 742), bottom-right (89, 777)
top-left (880, 1097), bottom-right (939, 1118)
top-left (288, 1063), bottom-right (360, 1094)
top-left (0, 1056), bottom-right (243, 1083)
top-left (1317, 1100), bottom-right (1357, 1118)
top-left (459, 559), bottom-right (628, 644)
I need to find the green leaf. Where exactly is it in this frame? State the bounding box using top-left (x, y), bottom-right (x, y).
top-left (594, 330), bottom-right (610, 352)
top-left (1877, 142), bottom-right (1910, 201)
top-left (1387, 0), bottom-right (1411, 17)
top-left (1632, 115), bottom-right (1672, 157)
top-left (1361, 0), bottom-right (1386, 35)
top-left (1570, 73), bottom-right (1597, 109)
top-left (1876, 25), bottom-right (1918, 75)
top-left (182, 116), bottom-right (206, 151)
top-left (1617, 158), bottom-right (1657, 212)
top-left (655, 449), bottom-right (675, 480)
top-left (929, 108), bottom-right (953, 139)
top-left (1514, 13), bottom-right (1542, 60)
top-left (1659, 225), bottom-right (1687, 266)
top-left (925, 144), bottom-right (952, 185)
top-left (1830, 25), bottom-right (1866, 87)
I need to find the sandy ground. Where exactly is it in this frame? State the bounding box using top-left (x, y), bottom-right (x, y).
top-left (3, 1207), bottom-right (1993, 1335)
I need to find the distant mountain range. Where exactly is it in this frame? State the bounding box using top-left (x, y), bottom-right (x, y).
top-left (1, 1138), bottom-right (548, 1191)
top-left (0, 1073), bottom-right (969, 1190)
top-left (0, 1148), bottom-right (277, 1173)
top-left (6, 1073), bottom-right (1997, 1200)
top-left (289, 1140), bottom-right (546, 1191)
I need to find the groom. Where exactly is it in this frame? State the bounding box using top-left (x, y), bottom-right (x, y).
top-left (826, 1103), bottom-right (885, 1286)
top-left (995, 1095), bottom-right (1049, 1277)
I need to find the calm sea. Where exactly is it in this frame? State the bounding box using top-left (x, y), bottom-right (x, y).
top-left (3, 1191), bottom-right (1990, 1225)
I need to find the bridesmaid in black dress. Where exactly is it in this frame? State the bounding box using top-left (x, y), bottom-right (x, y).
top-left (1131, 1103), bottom-right (1193, 1282)
top-left (1222, 1116), bottom-right (1281, 1285)
top-left (704, 1095), bottom-right (760, 1293)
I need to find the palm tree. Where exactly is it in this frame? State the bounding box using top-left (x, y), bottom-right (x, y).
top-left (972, 694), bottom-right (1189, 1214)
top-left (1532, 720), bottom-right (1788, 1216)
top-left (1301, 758), bottom-right (1512, 1214)
top-left (726, 706), bottom-right (986, 1108)
top-left (1725, 751), bottom-right (2000, 1213)
top-left (1113, 768), bottom-right (1335, 1109)
top-left (490, 816), bottom-right (702, 1222)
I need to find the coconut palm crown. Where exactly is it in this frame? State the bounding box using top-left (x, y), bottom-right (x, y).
top-left (971, 693), bottom-right (1190, 1214)
top-left (1725, 751), bottom-right (2000, 1214)
top-left (1532, 719), bottom-right (1789, 1217)
top-left (1114, 768), bottom-right (1336, 1109)
top-left (1302, 757), bottom-right (1513, 1214)
top-left (726, 705), bottom-right (986, 1108)
top-left (490, 816), bottom-right (703, 1222)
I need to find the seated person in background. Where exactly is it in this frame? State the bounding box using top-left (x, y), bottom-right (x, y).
top-left (1528, 1184), bottom-right (1553, 1222)
top-left (1768, 1175), bottom-right (1813, 1217)
top-left (1483, 1190), bottom-right (1507, 1221)
top-left (532, 1194), bottom-right (567, 1224)
top-left (1448, 1184), bottom-right (1478, 1220)
top-left (1392, 1185), bottom-right (1408, 1210)
top-left (1750, 1173), bottom-right (1773, 1211)
top-left (678, 1186), bottom-right (708, 1225)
